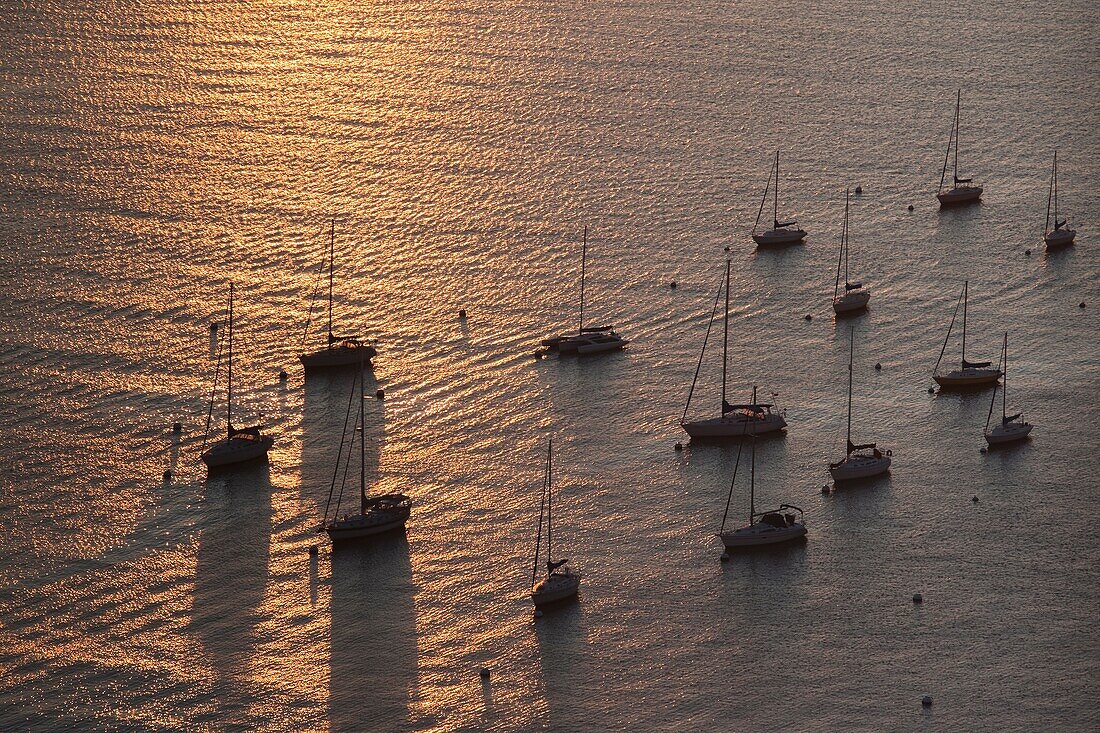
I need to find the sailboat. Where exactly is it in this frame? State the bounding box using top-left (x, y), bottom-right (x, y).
top-left (201, 283), bottom-right (276, 468)
top-left (829, 330), bottom-right (891, 481)
top-left (751, 150), bottom-right (807, 246)
top-left (542, 227), bottom-right (628, 355)
top-left (530, 439), bottom-right (582, 606)
top-left (932, 281), bottom-right (1002, 389)
top-left (1043, 151), bottom-right (1076, 249)
top-left (718, 424), bottom-right (807, 549)
top-left (299, 220), bottom-right (377, 370)
top-left (984, 333), bottom-right (1033, 446)
top-left (321, 353), bottom-right (411, 542)
top-left (681, 261), bottom-right (787, 438)
top-left (936, 90), bottom-right (983, 207)
top-left (832, 189), bottom-right (871, 315)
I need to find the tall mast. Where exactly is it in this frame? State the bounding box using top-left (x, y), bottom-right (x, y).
top-left (961, 280), bottom-right (968, 368)
top-left (843, 188), bottom-right (850, 285)
top-left (749, 425), bottom-right (756, 523)
top-left (578, 227), bottom-right (587, 334)
top-left (846, 328), bottom-right (854, 452)
top-left (953, 90), bottom-right (961, 184)
top-left (328, 219), bottom-right (335, 346)
top-left (1002, 332), bottom-right (1008, 420)
top-left (1053, 151), bottom-right (1060, 224)
top-left (546, 438), bottom-right (553, 570)
top-left (1045, 153), bottom-right (1055, 232)
top-left (359, 352), bottom-right (366, 515)
top-left (532, 446), bottom-right (547, 585)
top-left (721, 259), bottom-right (730, 412)
top-left (773, 150), bottom-right (780, 227)
top-left (227, 282), bottom-right (233, 433)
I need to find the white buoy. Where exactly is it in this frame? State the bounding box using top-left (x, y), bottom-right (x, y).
top-left (922, 695), bottom-right (933, 708)
top-left (912, 593), bottom-right (923, 604)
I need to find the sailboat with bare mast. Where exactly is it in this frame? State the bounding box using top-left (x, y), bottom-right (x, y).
top-left (201, 283), bottom-right (276, 468)
top-left (1043, 151), bottom-right (1077, 249)
top-left (936, 90), bottom-right (983, 207)
top-left (932, 281), bottom-right (1001, 389)
top-left (299, 220), bottom-right (377, 370)
top-left (752, 150), bottom-right (807, 246)
top-left (829, 329), bottom-right (891, 481)
top-left (530, 439), bottom-right (581, 606)
top-left (832, 188), bottom-right (871, 315)
top-left (984, 333), bottom-right (1033, 446)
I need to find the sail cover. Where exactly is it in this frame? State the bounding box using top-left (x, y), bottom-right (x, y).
top-left (775, 219), bottom-right (798, 228)
top-left (962, 359), bottom-right (992, 369)
top-left (845, 281), bottom-right (862, 291)
top-left (548, 559), bottom-right (569, 572)
top-left (847, 440), bottom-right (877, 454)
top-left (954, 176), bottom-right (973, 184)
top-left (1003, 413), bottom-right (1022, 424)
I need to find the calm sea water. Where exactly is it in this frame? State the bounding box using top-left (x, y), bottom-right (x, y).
top-left (1, 0), bottom-right (1098, 730)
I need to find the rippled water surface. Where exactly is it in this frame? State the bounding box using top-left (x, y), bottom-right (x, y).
top-left (1, 0), bottom-right (1098, 730)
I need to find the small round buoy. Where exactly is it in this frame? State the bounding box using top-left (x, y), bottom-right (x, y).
top-left (912, 593), bottom-right (923, 604)
top-left (1025, 249), bottom-right (1031, 256)
top-left (922, 695), bottom-right (933, 708)
top-left (278, 369), bottom-right (287, 381)
top-left (723, 245), bottom-right (730, 252)
top-left (674, 442), bottom-right (683, 452)
top-left (533, 350), bottom-right (542, 358)
top-left (163, 469), bottom-right (172, 481)
top-left (805, 314), bottom-right (812, 321)
top-left (874, 362), bottom-right (881, 371)
top-left (479, 668), bottom-right (491, 679)
top-left (172, 422), bottom-right (182, 433)
top-left (309, 545), bottom-right (319, 556)
top-left (458, 309), bottom-right (467, 319)
top-left (907, 204), bottom-right (914, 212)
top-left (1079, 302), bottom-right (1086, 309)
top-left (927, 386), bottom-right (935, 394)
top-left (980, 447), bottom-right (987, 454)
top-left (669, 281), bottom-right (677, 289)
top-left (720, 552), bottom-right (730, 562)
top-left (854, 185), bottom-right (863, 195)
top-left (210, 322), bottom-right (218, 331)
top-left (821, 484), bottom-right (830, 494)
top-left (375, 389), bottom-right (385, 399)
top-left (534, 609), bottom-right (543, 618)
top-left (972, 496), bottom-right (979, 503)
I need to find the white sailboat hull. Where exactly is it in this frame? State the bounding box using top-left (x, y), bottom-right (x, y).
top-left (326, 506), bottom-right (410, 541)
top-left (829, 454), bottom-right (891, 481)
top-left (576, 337), bottom-right (627, 354)
top-left (531, 571), bottom-right (582, 606)
top-left (299, 343), bottom-right (377, 369)
top-left (937, 186), bottom-right (983, 206)
top-left (753, 228), bottom-right (807, 246)
top-left (985, 421), bottom-right (1033, 445)
top-left (721, 522), bottom-right (807, 548)
top-left (833, 290), bottom-right (870, 314)
top-left (1044, 228), bottom-right (1075, 248)
top-left (201, 435), bottom-right (275, 468)
top-left (682, 413), bottom-right (787, 438)
top-left (934, 368), bottom-right (1002, 388)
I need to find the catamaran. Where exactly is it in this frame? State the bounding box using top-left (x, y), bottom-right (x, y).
top-left (542, 226), bottom-right (628, 355)
top-left (936, 90), bottom-right (983, 207)
top-left (681, 261), bottom-right (787, 438)
top-left (984, 333), bottom-right (1033, 446)
top-left (829, 330), bottom-right (891, 481)
top-left (320, 353), bottom-right (411, 542)
top-left (530, 439), bottom-right (582, 606)
top-left (201, 283), bottom-right (275, 469)
top-left (932, 281), bottom-right (1001, 389)
top-left (299, 220), bottom-right (377, 370)
top-left (751, 150), bottom-right (807, 246)
top-left (1043, 151), bottom-right (1076, 249)
top-left (832, 189), bottom-right (870, 315)
top-left (718, 424), bottom-right (807, 550)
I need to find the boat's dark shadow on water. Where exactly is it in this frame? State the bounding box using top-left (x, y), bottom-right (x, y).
top-left (830, 470), bottom-right (893, 493)
top-left (301, 366), bottom-right (382, 517)
top-left (534, 598), bottom-right (593, 731)
top-left (686, 428), bottom-right (789, 449)
top-left (329, 533), bottom-right (417, 733)
top-left (189, 462), bottom-right (273, 728)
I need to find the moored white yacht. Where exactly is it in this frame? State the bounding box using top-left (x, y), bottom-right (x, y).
top-left (936, 90), bottom-right (983, 207)
top-left (299, 220), bottom-right (377, 370)
top-left (530, 439), bottom-right (581, 607)
top-left (829, 329), bottom-right (891, 482)
top-left (932, 281), bottom-right (1001, 389)
top-left (681, 261), bottom-right (787, 439)
top-left (832, 189), bottom-right (871, 315)
top-left (1043, 151), bottom-right (1076, 249)
top-left (717, 426), bottom-right (806, 550)
top-left (984, 333), bottom-right (1033, 446)
top-left (541, 227), bottom-right (627, 355)
top-left (201, 282), bottom-right (275, 469)
top-left (320, 354), bottom-right (411, 543)
top-left (751, 150), bottom-right (807, 246)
